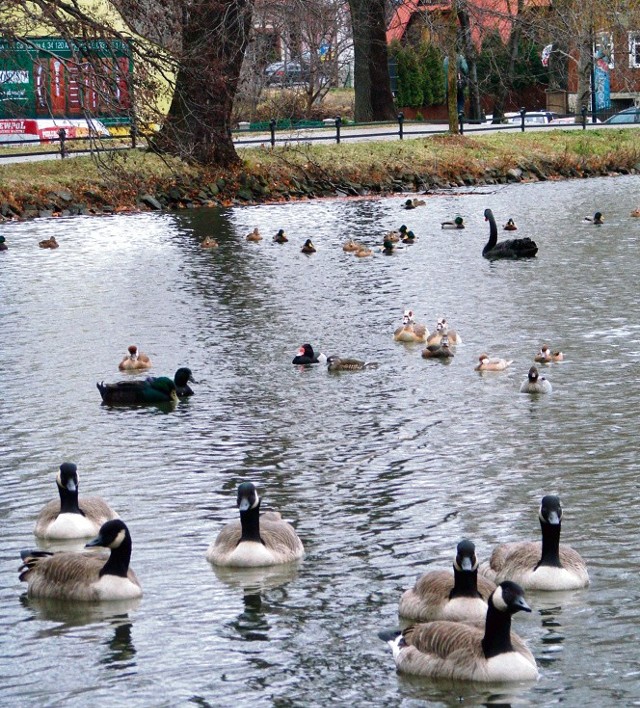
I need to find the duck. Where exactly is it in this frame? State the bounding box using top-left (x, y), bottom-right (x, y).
top-left (301, 239), bottom-right (316, 254)
top-left (483, 209), bottom-right (537, 259)
top-left (385, 225), bottom-right (408, 242)
top-left (34, 462), bottom-right (119, 540)
top-left (583, 212), bottom-right (604, 224)
top-left (503, 218), bottom-right (518, 231)
top-left (380, 581), bottom-right (538, 682)
top-left (401, 230), bottom-right (416, 244)
top-left (326, 356), bottom-right (378, 372)
top-left (479, 495), bottom-right (589, 591)
top-left (381, 239), bottom-right (396, 255)
top-left (534, 345), bottom-right (564, 363)
top-left (246, 227), bottom-right (262, 242)
top-left (426, 317), bottom-right (462, 346)
top-left (441, 216), bottom-right (465, 229)
top-left (475, 353), bottom-right (513, 371)
top-left (520, 366), bottom-right (552, 394)
top-left (19, 519), bottom-right (142, 601)
top-left (354, 246), bottom-right (373, 257)
top-left (97, 376), bottom-right (178, 406)
top-left (118, 345), bottom-right (152, 371)
top-left (273, 229), bottom-right (288, 243)
top-left (342, 238), bottom-right (360, 252)
top-left (39, 236), bottom-right (59, 249)
top-left (631, 208), bottom-right (640, 217)
top-left (201, 236), bottom-right (219, 248)
top-left (398, 540), bottom-right (497, 623)
top-left (0, 235), bottom-right (7, 251)
top-left (421, 334), bottom-right (454, 360)
top-left (206, 482), bottom-right (304, 567)
top-left (172, 367), bottom-right (196, 397)
top-left (292, 343), bottom-right (326, 365)
top-left (403, 198), bottom-right (425, 209)
top-left (393, 309), bottom-right (428, 343)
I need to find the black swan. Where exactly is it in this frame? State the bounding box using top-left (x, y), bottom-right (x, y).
top-left (483, 209), bottom-right (538, 260)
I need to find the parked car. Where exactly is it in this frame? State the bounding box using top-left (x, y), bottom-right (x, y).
top-left (264, 60), bottom-right (308, 86)
top-left (603, 107), bottom-right (640, 124)
top-left (505, 111), bottom-right (556, 125)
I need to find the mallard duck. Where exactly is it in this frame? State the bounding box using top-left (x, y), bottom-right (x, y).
top-left (39, 236), bottom-right (59, 249)
top-left (403, 198), bottom-right (425, 209)
top-left (19, 519), bottom-right (142, 601)
top-left (382, 239), bottom-right (396, 255)
top-left (301, 239), bottom-right (316, 254)
top-left (421, 334), bottom-right (454, 359)
top-left (246, 227), bottom-right (262, 241)
top-left (480, 495), bottom-right (589, 590)
top-left (97, 376), bottom-right (178, 406)
top-left (342, 239), bottom-right (359, 252)
top-left (475, 353), bottom-right (513, 371)
top-left (520, 366), bottom-right (552, 394)
top-left (273, 229), bottom-right (288, 243)
top-left (583, 212), bottom-right (604, 224)
top-left (398, 540), bottom-right (497, 623)
top-left (503, 218), bottom-right (518, 231)
top-left (402, 230), bottom-right (416, 244)
top-left (0, 235), bottom-right (7, 251)
top-left (483, 209), bottom-right (537, 259)
top-left (393, 309), bottom-right (428, 343)
top-left (326, 356), bottom-right (378, 372)
top-left (35, 462), bottom-right (119, 540)
top-left (201, 236), bottom-right (219, 248)
top-left (206, 482), bottom-right (304, 567)
top-left (380, 581), bottom-right (538, 682)
top-left (292, 343), bottom-right (326, 365)
top-left (118, 345), bottom-right (152, 371)
top-left (173, 367), bottom-right (196, 397)
top-left (441, 216), bottom-right (465, 229)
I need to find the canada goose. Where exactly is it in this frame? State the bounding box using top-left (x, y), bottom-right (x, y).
top-left (393, 309), bottom-right (428, 343)
top-left (118, 345), bottom-right (152, 371)
top-left (441, 216), bottom-right (465, 229)
top-left (520, 366), bottom-right (552, 394)
top-left (19, 519), bottom-right (142, 601)
top-left (421, 334), bottom-right (454, 360)
top-left (503, 218), bottom-right (518, 231)
top-left (475, 353), bottom-right (513, 371)
top-left (583, 212), bottom-right (604, 224)
top-left (483, 209), bottom-right (537, 259)
top-left (292, 343), bottom-right (326, 365)
top-left (39, 236), bottom-right (59, 249)
top-left (479, 495), bottom-right (589, 590)
top-left (246, 227), bottom-right (262, 241)
top-left (427, 317), bottom-right (462, 346)
top-left (273, 229), bottom-right (288, 243)
top-left (381, 581), bottom-right (538, 682)
top-left (326, 355), bottom-right (379, 372)
top-left (206, 482), bottom-right (304, 567)
top-left (97, 376), bottom-right (178, 406)
top-left (0, 235), bottom-right (7, 251)
top-left (201, 236), bottom-right (219, 248)
top-left (301, 239), bottom-right (316, 254)
top-left (35, 462), bottom-right (119, 540)
top-left (399, 540), bottom-right (497, 623)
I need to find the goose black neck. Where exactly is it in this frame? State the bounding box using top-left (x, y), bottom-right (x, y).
top-left (537, 520), bottom-right (562, 568)
top-left (450, 567), bottom-right (481, 599)
top-left (484, 211), bottom-right (498, 253)
top-left (481, 602), bottom-right (514, 658)
top-left (239, 501), bottom-right (264, 544)
top-left (58, 484), bottom-right (84, 516)
top-left (100, 534), bottom-right (132, 577)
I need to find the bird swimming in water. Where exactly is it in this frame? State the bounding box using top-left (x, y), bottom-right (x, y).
top-left (301, 239), bottom-right (316, 254)
top-left (441, 216), bottom-right (465, 229)
top-left (39, 236), bottom-right (59, 249)
top-left (273, 229), bottom-right (288, 243)
top-left (520, 366), bottom-right (552, 394)
top-left (503, 218), bottom-right (518, 231)
top-left (393, 310), bottom-right (428, 343)
top-left (483, 209), bottom-right (537, 259)
top-left (583, 212), bottom-right (604, 224)
top-left (119, 345), bottom-right (152, 371)
top-left (246, 227), bottom-right (262, 241)
top-left (326, 356), bottom-right (378, 372)
top-left (292, 344), bottom-right (326, 365)
top-left (201, 236), bottom-right (219, 248)
top-left (475, 353), bottom-right (513, 371)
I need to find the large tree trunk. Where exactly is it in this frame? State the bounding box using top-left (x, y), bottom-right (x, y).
top-left (457, 2), bottom-right (480, 121)
top-left (575, 31), bottom-right (592, 121)
top-left (348, 0), bottom-right (396, 121)
top-left (154, 0), bottom-right (253, 167)
top-left (492, 0), bottom-right (523, 122)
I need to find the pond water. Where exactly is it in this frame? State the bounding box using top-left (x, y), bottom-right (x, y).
top-left (1, 174), bottom-right (639, 707)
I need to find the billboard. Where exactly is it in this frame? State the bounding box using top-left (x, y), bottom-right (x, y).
top-left (0, 37), bottom-right (132, 120)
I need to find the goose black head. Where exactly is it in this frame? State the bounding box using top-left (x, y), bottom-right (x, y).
top-left (237, 482), bottom-right (259, 512)
top-left (57, 462), bottom-right (79, 492)
top-left (86, 519), bottom-right (130, 550)
top-left (539, 495), bottom-right (562, 525)
top-left (491, 581), bottom-right (531, 615)
top-left (454, 539), bottom-right (478, 571)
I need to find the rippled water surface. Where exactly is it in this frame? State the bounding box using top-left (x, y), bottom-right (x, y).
top-left (1, 175), bottom-right (639, 707)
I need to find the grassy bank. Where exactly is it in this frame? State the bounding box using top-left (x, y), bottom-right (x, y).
top-left (0, 129), bottom-right (638, 218)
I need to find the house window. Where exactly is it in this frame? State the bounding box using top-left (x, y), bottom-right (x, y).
top-left (629, 32), bottom-right (640, 69)
top-left (595, 31), bottom-right (614, 69)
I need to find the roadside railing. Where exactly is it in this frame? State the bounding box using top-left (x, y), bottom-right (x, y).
top-left (0, 128), bottom-right (138, 160)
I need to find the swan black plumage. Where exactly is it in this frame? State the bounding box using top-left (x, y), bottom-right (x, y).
top-left (483, 209), bottom-right (538, 260)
